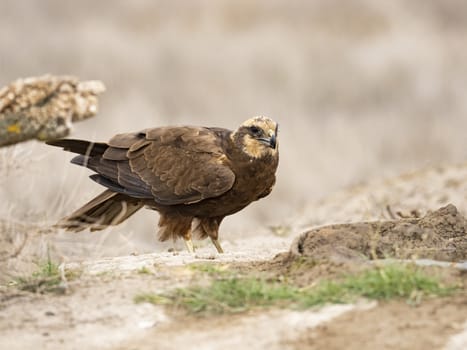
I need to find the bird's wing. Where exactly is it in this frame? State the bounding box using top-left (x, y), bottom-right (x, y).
top-left (99, 126), bottom-right (235, 205)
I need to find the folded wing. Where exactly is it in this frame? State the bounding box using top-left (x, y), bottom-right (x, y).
top-left (48, 126), bottom-right (236, 205)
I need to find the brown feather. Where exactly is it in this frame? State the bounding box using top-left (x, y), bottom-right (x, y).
top-left (108, 132), bottom-right (144, 148)
top-left (157, 211), bottom-right (192, 241)
top-left (57, 190), bottom-right (144, 232)
top-left (102, 147), bottom-right (128, 161)
top-left (192, 217), bottom-right (223, 240)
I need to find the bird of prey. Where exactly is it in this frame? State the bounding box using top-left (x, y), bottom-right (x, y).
top-left (47, 116), bottom-right (279, 253)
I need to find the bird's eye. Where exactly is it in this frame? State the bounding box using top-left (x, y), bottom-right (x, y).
top-left (249, 126), bottom-right (261, 135)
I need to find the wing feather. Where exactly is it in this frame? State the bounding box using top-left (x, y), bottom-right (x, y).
top-left (81, 126), bottom-right (235, 205)
top-left (102, 147), bottom-right (128, 161)
top-left (128, 127), bottom-right (235, 205)
top-left (52, 126), bottom-right (235, 205)
top-left (108, 132), bottom-right (145, 148)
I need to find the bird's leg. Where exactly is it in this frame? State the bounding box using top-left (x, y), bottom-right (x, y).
top-left (184, 239), bottom-right (195, 253)
top-left (206, 217), bottom-right (225, 254)
top-left (210, 237), bottom-right (224, 254)
top-left (192, 217), bottom-right (224, 253)
top-left (183, 230), bottom-right (195, 254)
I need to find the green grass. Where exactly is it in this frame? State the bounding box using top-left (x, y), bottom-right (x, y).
top-left (137, 266), bottom-right (152, 275)
top-left (134, 264), bottom-right (456, 315)
top-left (188, 263), bottom-right (231, 276)
top-left (300, 264), bottom-right (454, 307)
top-left (13, 259), bottom-right (76, 294)
top-left (134, 293), bottom-right (173, 305)
top-left (168, 278), bottom-right (300, 314)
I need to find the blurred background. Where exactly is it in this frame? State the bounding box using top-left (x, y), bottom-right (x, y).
top-left (1, 0), bottom-right (467, 258)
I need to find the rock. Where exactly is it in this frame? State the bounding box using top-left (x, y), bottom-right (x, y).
top-left (291, 204), bottom-right (467, 262)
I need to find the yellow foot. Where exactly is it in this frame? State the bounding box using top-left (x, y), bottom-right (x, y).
top-left (184, 239), bottom-right (195, 253)
top-left (210, 238), bottom-right (224, 254)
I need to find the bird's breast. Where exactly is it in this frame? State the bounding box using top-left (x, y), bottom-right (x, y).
top-left (167, 154), bottom-right (278, 218)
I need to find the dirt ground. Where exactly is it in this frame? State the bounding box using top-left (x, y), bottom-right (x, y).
top-left (290, 295), bottom-right (467, 350)
top-left (1, 164), bottom-right (467, 350)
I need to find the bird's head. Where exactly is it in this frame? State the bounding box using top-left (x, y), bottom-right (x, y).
top-left (231, 116), bottom-right (279, 158)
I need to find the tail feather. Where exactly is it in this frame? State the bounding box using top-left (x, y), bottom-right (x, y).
top-left (46, 139), bottom-right (108, 157)
top-left (48, 139), bottom-right (145, 232)
top-left (58, 189), bottom-right (144, 232)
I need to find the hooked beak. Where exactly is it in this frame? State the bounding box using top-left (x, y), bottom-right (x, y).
top-left (269, 133), bottom-right (277, 149)
top-left (269, 124), bottom-right (278, 149)
top-left (258, 129), bottom-right (277, 149)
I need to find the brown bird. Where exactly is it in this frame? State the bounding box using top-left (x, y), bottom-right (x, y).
top-left (46, 116), bottom-right (279, 253)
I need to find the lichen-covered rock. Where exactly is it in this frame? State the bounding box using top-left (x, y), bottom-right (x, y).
top-left (0, 75), bottom-right (105, 147)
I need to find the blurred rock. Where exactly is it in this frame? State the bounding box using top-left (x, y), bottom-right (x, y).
top-left (0, 75), bottom-right (105, 147)
top-left (291, 204), bottom-right (467, 262)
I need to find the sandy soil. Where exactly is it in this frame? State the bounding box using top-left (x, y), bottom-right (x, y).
top-left (1, 164), bottom-right (467, 350)
top-left (290, 295), bottom-right (467, 350)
